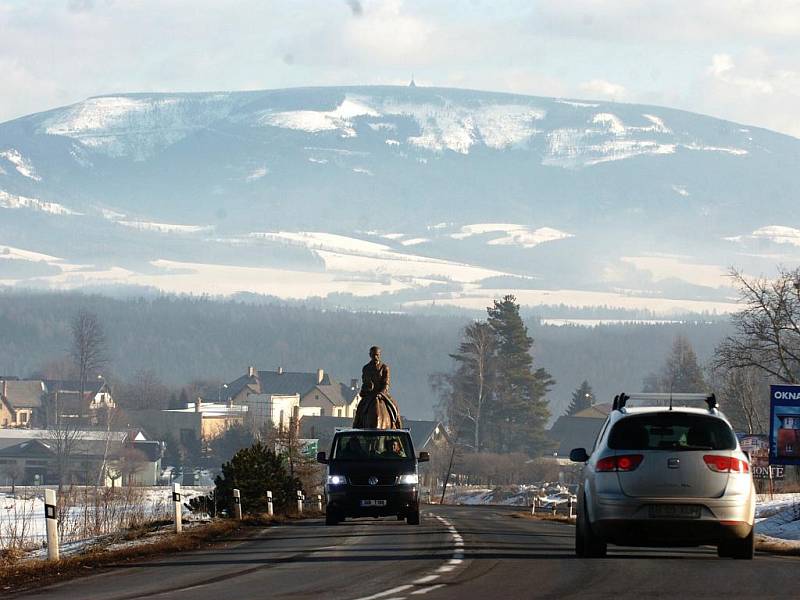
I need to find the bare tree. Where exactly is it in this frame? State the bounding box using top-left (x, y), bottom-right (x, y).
top-left (710, 365), bottom-right (769, 434)
top-left (42, 404), bottom-right (85, 491)
top-left (70, 310), bottom-right (108, 410)
top-left (116, 369), bottom-right (170, 410)
top-left (2, 462), bottom-right (24, 494)
top-left (432, 321), bottom-right (496, 452)
top-left (715, 268), bottom-right (800, 383)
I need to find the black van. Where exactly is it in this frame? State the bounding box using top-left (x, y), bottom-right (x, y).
top-left (316, 428), bottom-right (429, 525)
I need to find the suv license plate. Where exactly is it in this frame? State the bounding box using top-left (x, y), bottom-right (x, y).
top-left (360, 500), bottom-right (387, 507)
top-left (648, 504), bottom-right (701, 519)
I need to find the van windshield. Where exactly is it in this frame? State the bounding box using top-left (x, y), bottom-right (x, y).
top-left (332, 433), bottom-right (411, 460)
top-left (609, 413), bottom-right (736, 451)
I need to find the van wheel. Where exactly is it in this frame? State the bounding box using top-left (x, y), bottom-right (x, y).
top-left (325, 510), bottom-right (340, 526)
top-left (406, 509), bottom-right (420, 525)
top-left (575, 500), bottom-right (606, 558)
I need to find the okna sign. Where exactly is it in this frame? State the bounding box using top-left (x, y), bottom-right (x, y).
top-left (769, 384), bottom-right (800, 466)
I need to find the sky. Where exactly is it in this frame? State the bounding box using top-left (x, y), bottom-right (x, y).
top-left (1, 0), bottom-right (799, 137)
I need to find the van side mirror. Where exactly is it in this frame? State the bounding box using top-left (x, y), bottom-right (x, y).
top-left (418, 452), bottom-right (430, 463)
top-left (316, 451), bottom-right (328, 464)
top-left (569, 448), bottom-right (590, 463)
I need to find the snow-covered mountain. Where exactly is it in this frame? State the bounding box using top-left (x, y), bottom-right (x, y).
top-left (1, 85), bottom-right (799, 314)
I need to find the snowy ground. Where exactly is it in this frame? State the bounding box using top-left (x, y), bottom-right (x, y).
top-left (755, 493), bottom-right (800, 540)
top-left (447, 486), bottom-right (800, 543)
top-left (0, 487), bottom-right (211, 552)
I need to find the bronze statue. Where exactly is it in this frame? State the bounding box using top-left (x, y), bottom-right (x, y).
top-left (352, 346), bottom-right (402, 429)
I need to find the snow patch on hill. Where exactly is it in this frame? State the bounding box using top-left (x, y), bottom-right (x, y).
top-left (0, 190), bottom-right (80, 215)
top-left (40, 95), bottom-right (236, 159)
top-left (0, 149), bottom-right (41, 180)
top-left (451, 223), bottom-right (573, 248)
top-left (116, 220), bottom-right (213, 234)
top-left (260, 98), bottom-right (379, 137)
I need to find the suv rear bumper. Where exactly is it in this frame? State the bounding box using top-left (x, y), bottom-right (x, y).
top-left (591, 493), bottom-right (753, 545)
top-left (327, 485), bottom-right (419, 517)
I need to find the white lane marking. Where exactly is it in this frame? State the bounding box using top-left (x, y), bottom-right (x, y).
top-left (436, 566), bottom-right (456, 573)
top-left (410, 585), bottom-right (446, 595)
top-left (352, 513), bottom-right (465, 600)
top-left (352, 585), bottom-right (414, 600)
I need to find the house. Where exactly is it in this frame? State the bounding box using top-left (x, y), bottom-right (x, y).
top-left (1, 378), bottom-right (46, 428)
top-left (164, 399), bottom-right (249, 441)
top-left (43, 378), bottom-right (116, 427)
top-left (301, 380), bottom-right (360, 419)
top-left (0, 428), bottom-right (162, 486)
top-left (224, 366), bottom-right (359, 422)
top-left (547, 403), bottom-right (611, 457)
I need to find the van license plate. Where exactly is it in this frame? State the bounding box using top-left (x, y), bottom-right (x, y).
top-left (360, 500), bottom-right (387, 507)
top-left (649, 504), bottom-right (701, 519)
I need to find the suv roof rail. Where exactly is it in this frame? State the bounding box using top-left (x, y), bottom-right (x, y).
top-left (612, 392), bottom-right (718, 413)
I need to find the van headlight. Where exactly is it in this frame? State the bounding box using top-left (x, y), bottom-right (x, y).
top-left (327, 475), bottom-right (346, 485)
top-left (398, 473), bottom-right (418, 485)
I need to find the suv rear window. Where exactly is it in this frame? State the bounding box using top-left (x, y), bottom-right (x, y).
top-left (332, 433), bottom-right (412, 460)
top-left (609, 413), bottom-right (736, 451)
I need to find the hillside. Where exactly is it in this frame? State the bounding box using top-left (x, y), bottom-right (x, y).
top-left (1, 86), bottom-right (799, 314)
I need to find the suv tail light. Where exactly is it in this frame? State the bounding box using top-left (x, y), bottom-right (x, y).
top-left (703, 455), bottom-right (749, 473)
top-left (595, 454), bottom-right (643, 472)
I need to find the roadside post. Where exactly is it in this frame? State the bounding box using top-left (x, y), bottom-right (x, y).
top-left (296, 490), bottom-right (304, 514)
top-left (44, 488), bottom-right (59, 561)
top-left (173, 482), bottom-right (182, 533)
top-left (233, 488), bottom-right (242, 520)
top-left (267, 490), bottom-right (274, 516)
top-left (316, 494), bottom-right (323, 512)
top-left (531, 497), bottom-right (536, 516)
top-left (568, 497), bottom-right (574, 519)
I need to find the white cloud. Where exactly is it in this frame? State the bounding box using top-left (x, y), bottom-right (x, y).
top-left (579, 80), bottom-right (627, 101)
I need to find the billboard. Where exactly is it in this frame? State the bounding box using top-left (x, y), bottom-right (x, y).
top-left (769, 384), bottom-right (800, 466)
top-left (738, 434), bottom-right (784, 480)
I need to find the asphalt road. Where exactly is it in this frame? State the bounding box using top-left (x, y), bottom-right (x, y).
top-left (13, 505), bottom-right (800, 600)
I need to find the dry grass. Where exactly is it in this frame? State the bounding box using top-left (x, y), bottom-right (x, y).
top-left (510, 511), bottom-right (576, 525)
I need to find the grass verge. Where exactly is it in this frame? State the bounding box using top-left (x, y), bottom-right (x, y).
top-left (510, 511), bottom-right (576, 525)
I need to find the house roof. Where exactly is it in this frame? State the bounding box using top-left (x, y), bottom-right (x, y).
top-left (548, 415), bottom-right (606, 457)
top-left (1, 380), bottom-right (45, 408)
top-left (573, 403), bottom-right (612, 419)
top-left (44, 379), bottom-right (108, 395)
top-left (304, 383), bottom-right (358, 407)
top-left (0, 428), bottom-right (129, 452)
top-left (226, 369), bottom-right (332, 401)
top-left (299, 416), bottom-right (447, 452)
top-left (132, 440), bottom-right (163, 462)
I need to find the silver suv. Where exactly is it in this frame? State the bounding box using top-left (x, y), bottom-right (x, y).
top-left (570, 393), bottom-right (756, 559)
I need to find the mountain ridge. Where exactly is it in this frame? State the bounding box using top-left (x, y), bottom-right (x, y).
top-left (1, 85), bottom-right (798, 314)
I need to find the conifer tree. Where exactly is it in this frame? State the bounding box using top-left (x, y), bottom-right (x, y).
top-left (643, 335), bottom-right (707, 393)
top-left (214, 442), bottom-right (300, 515)
top-left (486, 295), bottom-right (554, 454)
top-left (565, 380), bottom-right (594, 416)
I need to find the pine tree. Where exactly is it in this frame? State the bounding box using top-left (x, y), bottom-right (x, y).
top-left (486, 295), bottom-right (554, 454)
top-left (643, 335), bottom-right (707, 393)
top-left (565, 380), bottom-right (594, 416)
top-left (214, 441), bottom-right (300, 515)
top-left (178, 388), bottom-right (189, 408)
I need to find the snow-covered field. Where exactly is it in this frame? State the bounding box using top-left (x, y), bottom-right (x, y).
top-left (447, 486), bottom-right (800, 543)
top-left (0, 487), bottom-right (211, 553)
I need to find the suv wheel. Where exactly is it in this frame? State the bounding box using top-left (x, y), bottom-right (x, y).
top-left (406, 509), bottom-right (420, 525)
top-left (325, 509), bottom-right (340, 526)
top-left (719, 529), bottom-right (754, 560)
top-left (575, 501), bottom-right (606, 558)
